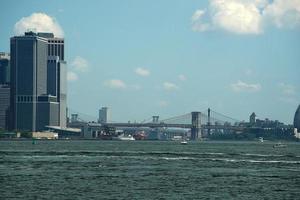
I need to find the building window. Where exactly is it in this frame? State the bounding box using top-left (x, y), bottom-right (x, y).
top-left (61, 45), bottom-right (65, 60)
top-left (58, 45), bottom-right (61, 59)
top-left (51, 45), bottom-right (54, 55)
top-left (54, 44), bottom-right (57, 56)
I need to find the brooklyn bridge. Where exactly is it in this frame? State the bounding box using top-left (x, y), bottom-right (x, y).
top-left (68, 108), bottom-right (246, 140)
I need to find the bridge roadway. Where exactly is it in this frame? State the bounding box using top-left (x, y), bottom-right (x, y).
top-left (103, 122), bottom-right (245, 131)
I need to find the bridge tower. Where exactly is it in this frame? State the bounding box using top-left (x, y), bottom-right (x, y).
top-left (207, 108), bottom-right (211, 135)
top-left (191, 112), bottom-right (201, 140)
top-left (152, 116), bottom-right (159, 123)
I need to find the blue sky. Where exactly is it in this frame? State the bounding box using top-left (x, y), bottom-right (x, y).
top-left (0, 0), bottom-right (299, 124)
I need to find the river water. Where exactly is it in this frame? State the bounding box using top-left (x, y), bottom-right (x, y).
top-left (0, 140), bottom-right (299, 199)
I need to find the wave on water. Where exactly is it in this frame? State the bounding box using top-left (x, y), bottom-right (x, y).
top-left (1, 150), bottom-right (299, 164)
top-left (211, 158), bottom-right (300, 164)
top-left (161, 157), bottom-right (196, 161)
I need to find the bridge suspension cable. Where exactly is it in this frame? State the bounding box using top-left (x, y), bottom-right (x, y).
top-left (210, 109), bottom-right (241, 123)
top-left (68, 108), bottom-right (98, 122)
top-left (161, 113), bottom-right (191, 124)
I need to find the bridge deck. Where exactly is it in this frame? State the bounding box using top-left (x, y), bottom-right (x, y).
top-left (103, 122), bottom-right (245, 130)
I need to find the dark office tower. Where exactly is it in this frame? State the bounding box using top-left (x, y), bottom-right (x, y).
top-left (0, 85), bottom-right (10, 130)
top-left (0, 52), bottom-right (10, 84)
top-left (10, 31), bottom-right (67, 131)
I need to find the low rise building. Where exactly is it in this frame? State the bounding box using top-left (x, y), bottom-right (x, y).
top-left (32, 131), bottom-right (58, 139)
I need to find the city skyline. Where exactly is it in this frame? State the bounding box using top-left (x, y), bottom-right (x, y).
top-left (0, 0), bottom-right (300, 124)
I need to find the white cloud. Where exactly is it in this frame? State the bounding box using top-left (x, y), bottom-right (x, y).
top-left (191, 9), bottom-right (213, 32)
top-left (163, 82), bottom-right (179, 91)
top-left (192, 9), bottom-right (206, 21)
top-left (192, 0), bottom-right (263, 34)
top-left (178, 74), bottom-right (187, 81)
top-left (263, 0), bottom-right (300, 29)
top-left (191, 0), bottom-right (300, 34)
top-left (135, 67), bottom-right (150, 77)
top-left (158, 100), bottom-right (169, 107)
top-left (67, 71), bottom-right (78, 82)
top-left (104, 79), bottom-right (127, 89)
top-left (279, 83), bottom-right (296, 95)
top-left (71, 56), bottom-right (89, 72)
top-left (14, 13), bottom-right (64, 37)
top-left (212, 0), bottom-right (263, 34)
top-left (231, 80), bottom-right (261, 92)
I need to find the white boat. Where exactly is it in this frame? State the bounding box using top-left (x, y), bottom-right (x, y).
top-left (259, 137), bottom-right (264, 143)
top-left (113, 134), bottom-right (135, 141)
top-left (180, 140), bottom-right (188, 145)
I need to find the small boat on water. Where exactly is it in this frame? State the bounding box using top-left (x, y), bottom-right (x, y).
top-left (180, 140), bottom-right (188, 145)
top-left (259, 137), bottom-right (264, 143)
top-left (113, 134), bottom-right (135, 141)
top-left (273, 142), bottom-right (287, 148)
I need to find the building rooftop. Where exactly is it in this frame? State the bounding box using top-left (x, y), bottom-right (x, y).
top-left (0, 52), bottom-right (10, 59)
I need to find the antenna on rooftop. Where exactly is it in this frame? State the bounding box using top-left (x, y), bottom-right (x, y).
top-left (26, 28), bottom-right (37, 33)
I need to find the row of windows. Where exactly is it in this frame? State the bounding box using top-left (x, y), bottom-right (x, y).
top-left (49, 40), bottom-right (64, 43)
top-left (17, 96), bottom-right (33, 102)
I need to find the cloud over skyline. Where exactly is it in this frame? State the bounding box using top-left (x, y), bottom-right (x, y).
top-left (135, 67), bottom-right (150, 77)
top-left (163, 82), bottom-right (179, 91)
top-left (192, 0), bottom-right (300, 34)
top-left (231, 80), bottom-right (261, 92)
top-left (158, 100), bottom-right (169, 107)
top-left (279, 83), bottom-right (296, 96)
top-left (104, 79), bottom-right (127, 89)
top-left (71, 56), bottom-right (89, 72)
top-left (67, 56), bottom-right (89, 82)
top-left (14, 12), bottom-right (64, 37)
top-left (67, 71), bottom-right (78, 82)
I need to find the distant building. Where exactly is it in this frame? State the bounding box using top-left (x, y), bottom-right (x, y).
top-left (71, 114), bottom-right (79, 123)
top-left (249, 112), bottom-right (256, 125)
top-left (294, 105), bottom-right (300, 130)
top-left (98, 107), bottom-right (111, 123)
top-left (0, 85), bottom-right (10, 130)
top-left (0, 52), bottom-right (10, 84)
top-left (10, 31), bottom-right (67, 132)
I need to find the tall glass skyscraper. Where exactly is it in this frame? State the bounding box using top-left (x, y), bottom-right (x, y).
top-left (0, 52), bottom-right (10, 130)
top-left (10, 31), bottom-right (67, 132)
top-left (0, 52), bottom-right (10, 84)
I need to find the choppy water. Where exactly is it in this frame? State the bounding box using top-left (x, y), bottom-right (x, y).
top-left (0, 140), bottom-right (299, 199)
